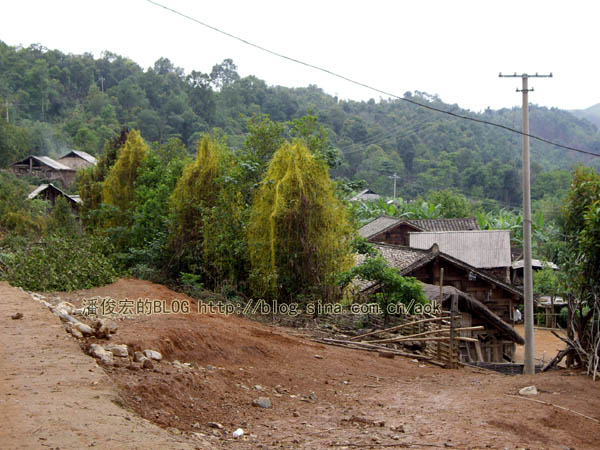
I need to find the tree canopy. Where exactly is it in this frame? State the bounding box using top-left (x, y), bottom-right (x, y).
top-left (248, 141), bottom-right (353, 301)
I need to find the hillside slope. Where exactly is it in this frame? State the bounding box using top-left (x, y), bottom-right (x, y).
top-left (1, 40), bottom-right (599, 203)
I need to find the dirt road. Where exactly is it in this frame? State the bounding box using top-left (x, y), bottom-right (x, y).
top-left (513, 324), bottom-right (568, 366)
top-left (2, 279), bottom-right (600, 449)
top-left (0, 282), bottom-right (206, 449)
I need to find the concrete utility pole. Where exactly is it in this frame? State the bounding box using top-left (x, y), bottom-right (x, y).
top-left (388, 172), bottom-right (399, 199)
top-left (499, 72), bottom-right (552, 375)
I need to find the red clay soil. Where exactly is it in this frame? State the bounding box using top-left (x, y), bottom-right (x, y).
top-left (513, 324), bottom-right (568, 367)
top-left (5, 278), bottom-right (600, 449)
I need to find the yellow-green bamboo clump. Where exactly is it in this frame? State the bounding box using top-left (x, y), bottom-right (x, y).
top-left (248, 141), bottom-right (353, 301)
top-left (102, 129), bottom-right (148, 212)
top-left (169, 135), bottom-right (227, 270)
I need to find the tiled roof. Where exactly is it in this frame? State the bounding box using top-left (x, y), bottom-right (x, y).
top-left (358, 216), bottom-right (402, 239)
top-left (365, 243), bottom-right (522, 298)
top-left (409, 230), bottom-right (511, 269)
top-left (358, 216), bottom-right (480, 240)
top-left (372, 243), bottom-right (430, 270)
top-left (408, 218), bottom-right (480, 232)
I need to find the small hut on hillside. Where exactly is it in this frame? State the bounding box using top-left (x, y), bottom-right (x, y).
top-left (57, 150), bottom-right (98, 170)
top-left (10, 155), bottom-right (76, 186)
top-left (350, 189), bottom-right (381, 202)
top-left (28, 183), bottom-right (81, 213)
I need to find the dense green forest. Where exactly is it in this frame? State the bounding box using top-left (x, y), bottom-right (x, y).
top-left (1, 40), bottom-right (599, 210)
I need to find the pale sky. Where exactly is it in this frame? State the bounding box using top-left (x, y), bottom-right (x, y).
top-left (1, 0), bottom-right (598, 112)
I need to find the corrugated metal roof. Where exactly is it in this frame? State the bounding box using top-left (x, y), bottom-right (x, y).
top-left (358, 216), bottom-right (401, 238)
top-left (12, 155), bottom-right (74, 171)
top-left (27, 183), bottom-right (81, 205)
top-left (408, 218), bottom-right (480, 232)
top-left (27, 184), bottom-right (50, 199)
top-left (60, 150), bottom-right (98, 164)
top-left (409, 230), bottom-right (511, 268)
top-left (36, 156), bottom-right (74, 171)
top-left (67, 194), bottom-right (82, 204)
top-left (512, 259), bottom-right (559, 270)
top-left (357, 243), bottom-right (522, 299)
top-left (350, 189), bottom-right (381, 202)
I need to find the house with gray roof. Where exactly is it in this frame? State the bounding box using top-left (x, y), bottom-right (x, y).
top-left (10, 155), bottom-right (76, 186)
top-left (28, 183), bottom-right (82, 213)
top-left (359, 216), bottom-right (480, 246)
top-left (409, 230), bottom-right (512, 282)
top-left (350, 189), bottom-right (381, 202)
top-left (58, 150), bottom-right (98, 170)
top-left (361, 242), bottom-right (523, 363)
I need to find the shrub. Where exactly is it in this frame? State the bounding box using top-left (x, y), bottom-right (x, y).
top-left (5, 234), bottom-right (118, 291)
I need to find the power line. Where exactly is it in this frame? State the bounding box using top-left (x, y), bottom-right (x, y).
top-left (338, 122), bottom-right (436, 155)
top-left (145, 0), bottom-right (600, 159)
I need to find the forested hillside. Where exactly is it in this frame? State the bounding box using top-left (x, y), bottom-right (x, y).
top-left (1, 40), bottom-right (599, 207)
top-left (570, 103), bottom-right (600, 128)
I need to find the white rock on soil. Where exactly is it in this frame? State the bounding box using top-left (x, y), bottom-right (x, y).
top-left (232, 428), bottom-right (244, 438)
top-left (519, 385), bottom-right (538, 396)
top-left (105, 344), bottom-right (129, 357)
top-left (89, 344), bottom-right (114, 365)
top-left (252, 397), bottom-right (272, 408)
top-left (56, 301), bottom-right (76, 314)
top-left (144, 350), bottom-right (162, 361)
top-left (93, 318), bottom-right (118, 338)
top-left (70, 327), bottom-right (84, 339)
top-left (73, 321), bottom-right (93, 336)
top-left (54, 308), bottom-right (78, 324)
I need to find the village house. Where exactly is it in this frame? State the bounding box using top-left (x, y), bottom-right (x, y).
top-left (359, 216), bottom-right (480, 246)
top-left (363, 242), bottom-right (524, 363)
top-left (511, 258), bottom-right (559, 286)
top-left (359, 216), bottom-right (511, 282)
top-left (27, 183), bottom-right (82, 214)
top-left (357, 216), bottom-right (523, 363)
top-left (10, 155), bottom-right (76, 186)
top-left (10, 150), bottom-right (97, 187)
top-left (349, 188), bottom-right (381, 202)
top-left (57, 150), bottom-right (98, 170)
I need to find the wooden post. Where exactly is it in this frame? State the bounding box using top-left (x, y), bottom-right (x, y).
top-left (437, 268), bottom-right (444, 361)
top-left (448, 293), bottom-right (459, 368)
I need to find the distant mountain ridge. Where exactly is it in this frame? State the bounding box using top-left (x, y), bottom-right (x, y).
top-left (570, 104), bottom-right (600, 128)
